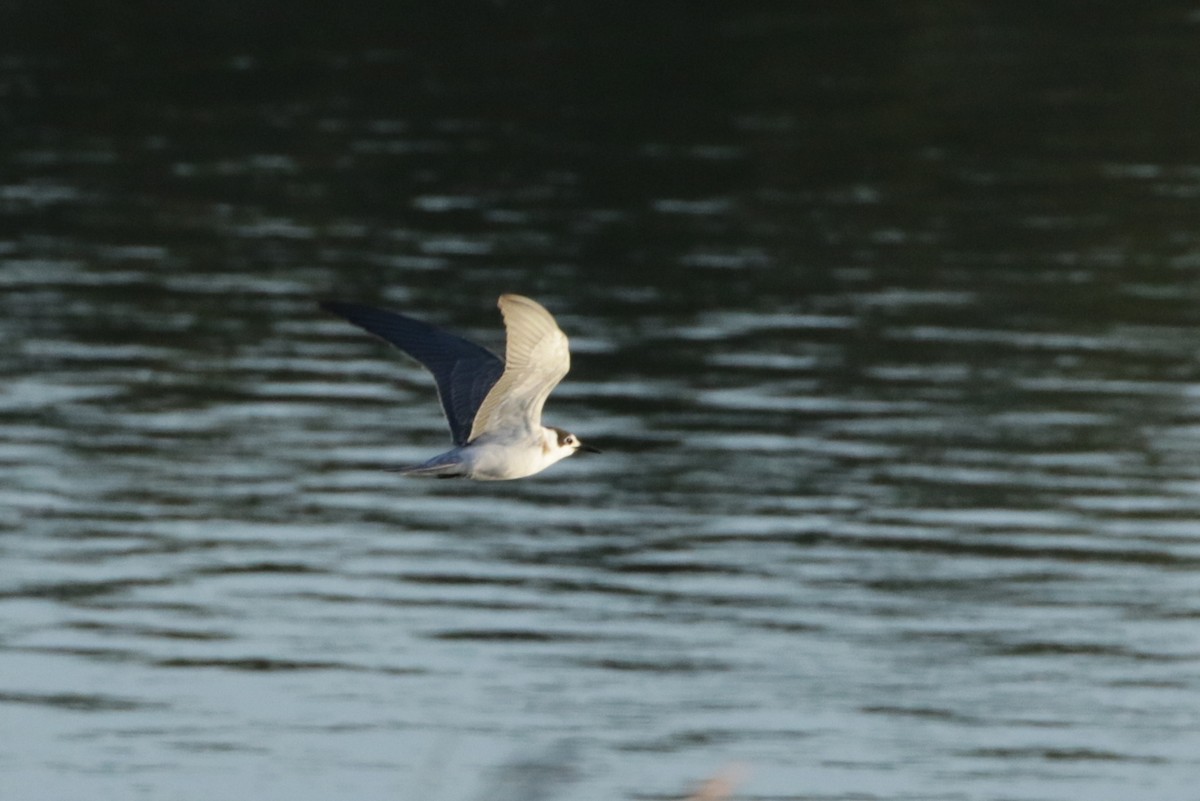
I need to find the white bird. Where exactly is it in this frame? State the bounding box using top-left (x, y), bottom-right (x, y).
top-left (320, 293), bottom-right (599, 480)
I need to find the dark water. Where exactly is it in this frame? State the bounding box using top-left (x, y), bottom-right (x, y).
top-left (3, 4), bottom-right (1200, 800)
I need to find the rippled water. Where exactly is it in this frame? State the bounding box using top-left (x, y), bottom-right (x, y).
top-left (4, 4), bottom-right (1200, 800)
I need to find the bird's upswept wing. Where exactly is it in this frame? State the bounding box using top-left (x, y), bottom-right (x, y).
top-left (468, 294), bottom-right (570, 442)
top-left (319, 301), bottom-right (505, 446)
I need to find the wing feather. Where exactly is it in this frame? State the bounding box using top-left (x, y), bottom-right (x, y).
top-left (319, 301), bottom-right (504, 446)
top-left (468, 294), bottom-right (570, 441)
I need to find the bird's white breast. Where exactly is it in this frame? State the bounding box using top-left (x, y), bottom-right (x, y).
top-left (461, 428), bottom-right (571, 480)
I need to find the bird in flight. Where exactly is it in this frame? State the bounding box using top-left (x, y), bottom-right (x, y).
top-left (320, 294), bottom-right (598, 480)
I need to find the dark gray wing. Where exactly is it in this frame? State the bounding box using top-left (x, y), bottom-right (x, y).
top-left (319, 301), bottom-right (505, 446)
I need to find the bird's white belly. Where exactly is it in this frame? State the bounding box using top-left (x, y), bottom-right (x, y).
top-left (463, 438), bottom-right (549, 480)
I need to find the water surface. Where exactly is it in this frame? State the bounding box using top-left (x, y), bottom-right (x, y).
top-left (3, 4), bottom-right (1200, 800)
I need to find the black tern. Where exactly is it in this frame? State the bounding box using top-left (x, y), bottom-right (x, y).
top-left (320, 294), bottom-right (598, 480)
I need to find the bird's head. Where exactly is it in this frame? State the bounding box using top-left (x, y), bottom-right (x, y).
top-left (544, 426), bottom-right (601, 464)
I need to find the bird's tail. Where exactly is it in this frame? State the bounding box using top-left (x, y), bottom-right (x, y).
top-left (384, 454), bottom-right (467, 479)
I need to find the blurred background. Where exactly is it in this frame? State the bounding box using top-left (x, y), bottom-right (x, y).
top-left (2, 2), bottom-right (1199, 799)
